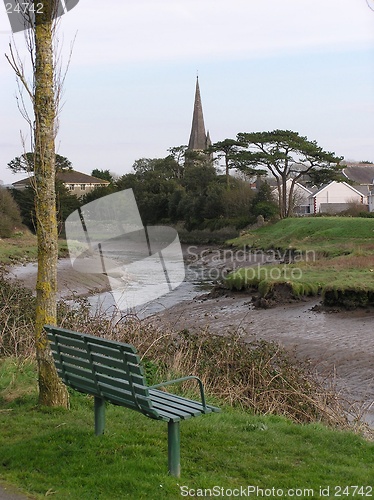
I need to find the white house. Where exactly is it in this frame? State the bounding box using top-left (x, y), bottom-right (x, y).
top-left (309, 181), bottom-right (367, 214)
top-left (368, 191), bottom-right (374, 213)
top-left (271, 179), bottom-right (313, 215)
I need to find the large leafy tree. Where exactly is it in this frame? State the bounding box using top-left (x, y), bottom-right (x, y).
top-left (11, 180), bottom-right (80, 234)
top-left (116, 158), bottom-right (180, 224)
top-left (91, 169), bottom-right (114, 183)
top-left (208, 139), bottom-right (261, 189)
top-left (237, 130), bottom-right (343, 218)
top-left (8, 152), bottom-right (72, 173)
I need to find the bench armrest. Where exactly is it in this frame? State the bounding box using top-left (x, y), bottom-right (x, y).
top-left (149, 376), bottom-right (207, 409)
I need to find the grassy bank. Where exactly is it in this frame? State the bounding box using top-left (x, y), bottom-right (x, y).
top-left (0, 359), bottom-right (373, 500)
top-left (226, 217), bottom-right (374, 308)
top-left (229, 217), bottom-right (374, 256)
top-left (0, 230), bottom-right (69, 264)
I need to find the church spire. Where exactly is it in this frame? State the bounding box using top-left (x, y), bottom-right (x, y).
top-left (188, 77), bottom-right (210, 151)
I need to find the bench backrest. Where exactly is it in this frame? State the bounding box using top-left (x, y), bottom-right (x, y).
top-left (45, 326), bottom-right (160, 419)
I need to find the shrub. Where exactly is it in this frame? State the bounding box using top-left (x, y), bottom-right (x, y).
top-left (0, 275), bottom-right (348, 427)
top-left (0, 272), bottom-right (36, 357)
top-left (0, 187), bottom-right (23, 237)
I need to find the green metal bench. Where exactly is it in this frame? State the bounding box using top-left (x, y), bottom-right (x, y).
top-left (45, 325), bottom-right (221, 477)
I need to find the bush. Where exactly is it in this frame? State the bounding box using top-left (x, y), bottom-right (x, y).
top-left (0, 187), bottom-right (23, 237)
top-left (0, 274), bottom-right (348, 427)
top-left (0, 272), bottom-right (36, 357)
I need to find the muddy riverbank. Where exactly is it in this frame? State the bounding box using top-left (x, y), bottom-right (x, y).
top-left (6, 245), bottom-right (374, 427)
top-left (147, 290), bottom-right (374, 425)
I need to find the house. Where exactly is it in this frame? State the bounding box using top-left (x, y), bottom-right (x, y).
top-left (342, 163), bottom-right (374, 189)
top-left (12, 170), bottom-right (110, 198)
top-left (342, 163), bottom-right (374, 213)
top-left (271, 179), bottom-right (313, 215)
top-left (309, 181), bottom-right (367, 214)
top-left (369, 192), bottom-right (374, 213)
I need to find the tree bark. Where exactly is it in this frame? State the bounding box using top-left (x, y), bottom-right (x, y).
top-left (34, 1), bottom-right (69, 407)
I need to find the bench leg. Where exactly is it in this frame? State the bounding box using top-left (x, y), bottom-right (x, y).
top-left (168, 421), bottom-right (180, 478)
top-left (94, 397), bottom-right (105, 435)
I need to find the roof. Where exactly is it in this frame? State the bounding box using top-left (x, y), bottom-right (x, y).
top-left (311, 181), bottom-right (365, 198)
top-left (12, 170), bottom-right (110, 187)
top-left (57, 171), bottom-right (110, 184)
top-left (342, 165), bottom-right (374, 185)
top-left (270, 178), bottom-right (313, 195)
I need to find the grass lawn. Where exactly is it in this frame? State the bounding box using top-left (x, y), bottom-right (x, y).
top-left (0, 359), bottom-right (373, 499)
top-left (0, 231), bottom-right (69, 264)
top-left (226, 217), bottom-right (374, 307)
top-left (228, 217), bottom-right (374, 256)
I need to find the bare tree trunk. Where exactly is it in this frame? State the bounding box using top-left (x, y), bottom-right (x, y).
top-left (33, 1), bottom-right (69, 407)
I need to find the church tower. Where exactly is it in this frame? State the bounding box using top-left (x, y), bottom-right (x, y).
top-left (187, 77), bottom-right (211, 153)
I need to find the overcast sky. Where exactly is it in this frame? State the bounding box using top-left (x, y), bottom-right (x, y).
top-left (1, 0), bottom-right (374, 185)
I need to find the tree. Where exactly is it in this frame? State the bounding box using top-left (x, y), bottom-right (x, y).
top-left (167, 145), bottom-right (188, 179)
top-left (91, 169), bottom-right (114, 183)
top-left (116, 159), bottom-right (180, 224)
top-left (250, 182), bottom-right (278, 220)
top-left (6, 2), bottom-right (69, 407)
top-left (209, 139), bottom-right (264, 190)
top-left (8, 152), bottom-right (72, 173)
top-left (237, 130), bottom-right (343, 218)
top-left (11, 180), bottom-right (79, 234)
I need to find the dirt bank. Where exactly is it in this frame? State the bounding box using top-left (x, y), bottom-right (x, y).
top-left (5, 259), bottom-right (111, 299)
top-left (147, 290), bottom-right (374, 426)
top-left (6, 246), bottom-right (374, 427)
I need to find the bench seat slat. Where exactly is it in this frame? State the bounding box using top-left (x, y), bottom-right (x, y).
top-left (58, 374), bottom-right (98, 396)
top-left (93, 366), bottom-right (146, 388)
top-left (95, 375), bottom-right (149, 398)
top-left (149, 389), bottom-right (211, 411)
top-left (90, 353), bottom-right (143, 375)
top-left (51, 344), bottom-right (90, 362)
top-left (51, 352), bottom-right (92, 371)
top-left (150, 394), bottom-right (208, 419)
top-left (55, 361), bottom-right (94, 381)
top-left (50, 327), bottom-right (137, 353)
top-left (52, 334), bottom-right (87, 350)
top-left (97, 384), bottom-right (153, 409)
top-left (86, 342), bottom-right (140, 363)
top-left (52, 346), bottom-right (144, 378)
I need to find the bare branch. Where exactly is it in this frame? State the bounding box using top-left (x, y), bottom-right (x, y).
top-left (5, 43), bottom-right (34, 102)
